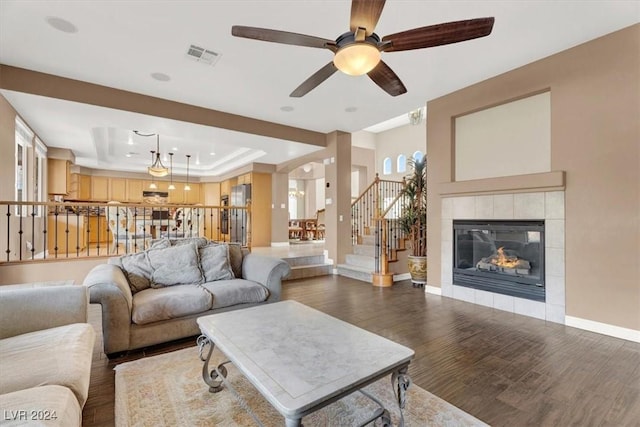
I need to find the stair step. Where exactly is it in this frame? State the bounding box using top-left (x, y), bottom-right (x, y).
top-left (353, 244), bottom-right (376, 257)
top-left (284, 263), bottom-right (333, 281)
top-left (336, 264), bottom-right (373, 283)
top-left (345, 254), bottom-right (375, 269)
top-left (282, 254), bottom-right (326, 266)
top-left (360, 235), bottom-right (376, 245)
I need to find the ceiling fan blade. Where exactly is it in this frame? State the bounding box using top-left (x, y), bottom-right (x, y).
top-left (350, 0), bottom-right (386, 36)
top-left (367, 60), bottom-right (407, 97)
top-left (232, 26), bottom-right (336, 50)
top-left (382, 17), bottom-right (495, 52)
top-left (290, 62), bottom-right (339, 97)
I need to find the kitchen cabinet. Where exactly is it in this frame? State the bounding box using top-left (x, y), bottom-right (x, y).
top-left (237, 173), bottom-right (252, 185)
top-left (47, 159), bottom-right (70, 195)
top-left (109, 178), bottom-right (127, 202)
top-left (88, 216), bottom-right (111, 245)
top-left (249, 173), bottom-right (272, 247)
top-left (47, 214), bottom-right (86, 255)
top-left (185, 183), bottom-right (201, 204)
top-left (126, 179), bottom-right (143, 202)
top-left (91, 177), bottom-right (109, 201)
top-left (68, 174), bottom-right (91, 200)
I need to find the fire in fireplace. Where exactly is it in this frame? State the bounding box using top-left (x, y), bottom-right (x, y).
top-left (453, 220), bottom-right (545, 302)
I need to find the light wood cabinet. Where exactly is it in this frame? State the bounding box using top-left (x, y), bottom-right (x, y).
top-left (237, 173), bottom-right (252, 185)
top-left (91, 176), bottom-right (109, 201)
top-left (87, 216), bottom-right (111, 244)
top-left (68, 174), bottom-right (91, 200)
top-left (185, 183), bottom-right (201, 204)
top-left (47, 215), bottom-right (86, 254)
top-left (126, 179), bottom-right (143, 202)
top-left (220, 180), bottom-right (231, 197)
top-left (47, 159), bottom-right (70, 195)
top-left (109, 178), bottom-right (127, 202)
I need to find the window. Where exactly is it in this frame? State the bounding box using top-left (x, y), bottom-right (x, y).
top-left (397, 154), bottom-right (407, 173)
top-left (382, 157), bottom-right (392, 175)
top-left (15, 118), bottom-right (33, 216)
top-left (413, 151), bottom-right (424, 162)
top-left (34, 138), bottom-right (47, 216)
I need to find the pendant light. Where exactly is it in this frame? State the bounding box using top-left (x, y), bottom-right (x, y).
top-left (149, 150), bottom-right (158, 189)
top-left (184, 154), bottom-right (191, 191)
top-left (148, 134), bottom-right (169, 177)
top-left (168, 153), bottom-right (176, 190)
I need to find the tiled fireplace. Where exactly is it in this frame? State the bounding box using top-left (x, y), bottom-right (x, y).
top-left (441, 192), bottom-right (565, 324)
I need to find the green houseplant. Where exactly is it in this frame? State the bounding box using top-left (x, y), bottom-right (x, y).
top-left (398, 156), bottom-right (427, 286)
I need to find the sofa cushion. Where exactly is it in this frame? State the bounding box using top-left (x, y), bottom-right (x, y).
top-left (199, 244), bottom-right (234, 282)
top-left (151, 236), bottom-right (209, 249)
top-left (132, 285), bottom-right (213, 325)
top-left (148, 243), bottom-right (203, 288)
top-left (0, 385), bottom-right (82, 427)
top-left (0, 323), bottom-right (95, 406)
top-left (200, 279), bottom-right (269, 309)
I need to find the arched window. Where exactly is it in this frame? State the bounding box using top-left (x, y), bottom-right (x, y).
top-left (382, 157), bottom-right (392, 175)
top-left (397, 154), bottom-right (407, 173)
top-left (413, 151), bottom-right (424, 162)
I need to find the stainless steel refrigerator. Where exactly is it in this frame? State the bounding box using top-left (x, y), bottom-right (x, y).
top-left (230, 184), bottom-right (251, 245)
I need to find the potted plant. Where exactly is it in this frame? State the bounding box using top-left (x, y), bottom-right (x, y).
top-left (398, 156), bottom-right (427, 287)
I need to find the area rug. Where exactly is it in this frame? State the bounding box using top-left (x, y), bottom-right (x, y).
top-left (115, 346), bottom-right (488, 427)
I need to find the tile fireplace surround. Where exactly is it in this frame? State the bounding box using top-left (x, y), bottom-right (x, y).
top-left (440, 191), bottom-right (565, 324)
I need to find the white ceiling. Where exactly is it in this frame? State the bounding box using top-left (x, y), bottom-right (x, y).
top-left (1, 1), bottom-right (637, 177)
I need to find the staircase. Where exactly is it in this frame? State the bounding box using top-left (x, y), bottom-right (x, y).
top-left (282, 252), bottom-right (333, 281)
top-left (336, 174), bottom-right (410, 286)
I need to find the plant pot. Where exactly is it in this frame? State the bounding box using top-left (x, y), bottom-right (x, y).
top-left (408, 255), bottom-right (427, 287)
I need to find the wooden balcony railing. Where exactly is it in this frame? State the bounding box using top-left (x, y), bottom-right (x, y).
top-left (0, 201), bottom-right (251, 263)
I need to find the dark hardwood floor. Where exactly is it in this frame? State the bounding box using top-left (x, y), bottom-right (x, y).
top-left (82, 275), bottom-right (640, 426)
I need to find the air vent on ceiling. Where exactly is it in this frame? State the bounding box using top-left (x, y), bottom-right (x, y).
top-left (186, 44), bottom-right (221, 66)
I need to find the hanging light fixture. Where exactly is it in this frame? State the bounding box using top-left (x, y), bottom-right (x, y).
top-left (148, 134), bottom-right (169, 177)
top-left (168, 153), bottom-right (176, 190)
top-left (184, 154), bottom-right (191, 191)
top-left (149, 150), bottom-right (158, 189)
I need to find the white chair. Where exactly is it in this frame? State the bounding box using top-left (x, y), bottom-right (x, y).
top-left (172, 206), bottom-right (203, 238)
top-left (106, 202), bottom-right (152, 253)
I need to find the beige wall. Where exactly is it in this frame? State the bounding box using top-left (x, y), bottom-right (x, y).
top-left (427, 25), bottom-right (639, 331)
top-left (375, 121), bottom-right (426, 181)
top-left (455, 91), bottom-right (551, 181)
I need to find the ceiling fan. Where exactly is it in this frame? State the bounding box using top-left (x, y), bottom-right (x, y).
top-left (232, 0), bottom-right (494, 97)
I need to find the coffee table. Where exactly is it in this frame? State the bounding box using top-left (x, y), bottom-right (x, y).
top-left (197, 300), bottom-right (414, 426)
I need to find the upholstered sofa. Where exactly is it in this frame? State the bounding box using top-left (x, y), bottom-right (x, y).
top-left (0, 284), bottom-right (95, 426)
top-left (83, 238), bottom-right (290, 356)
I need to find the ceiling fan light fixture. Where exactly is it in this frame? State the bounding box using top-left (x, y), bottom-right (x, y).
top-left (334, 43), bottom-right (380, 76)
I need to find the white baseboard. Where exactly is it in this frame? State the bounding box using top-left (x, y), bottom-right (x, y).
top-left (565, 315), bottom-right (640, 343)
top-left (425, 285), bottom-right (442, 295)
top-left (393, 273), bottom-right (411, 282)
top-left (270, 242), bottom-right (290, 247)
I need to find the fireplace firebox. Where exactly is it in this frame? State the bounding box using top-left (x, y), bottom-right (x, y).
top-left (453, 220), bottom-right (545, 302)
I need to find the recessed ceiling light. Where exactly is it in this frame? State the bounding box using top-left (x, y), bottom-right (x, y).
top-left (151, 72), bottom-right (171, 82)
top-left (345, 107), bottom-right (357, 113)
top-left (280, 106), bottom-right (294, 112)
top-left (209, 152), bottom-right (216, 156)
top-left (172, 147), bottom-right (178, 151)
top-left (45, 16), bottom-right (78, 34)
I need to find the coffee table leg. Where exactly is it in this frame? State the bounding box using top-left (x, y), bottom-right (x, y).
top-left (198, 335), bottom-right (228, 393)
top-left (392, 367), bottom-right (412, 427)
top-left (285, 416), bottom-right (302, 427)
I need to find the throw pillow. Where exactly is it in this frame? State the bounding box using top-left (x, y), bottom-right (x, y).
top-left (148, 243), bottom-right (203, 288)
top-left (227, 243), bottom-right (244, 278)
top-left (171, 237), bottom-right (209, 248)
top-left (199, 244), bottom-right (234, 282)
top-left (120, 252), bottom-right (153, 293)
top-left (213, 241), bottom-right (244, 278)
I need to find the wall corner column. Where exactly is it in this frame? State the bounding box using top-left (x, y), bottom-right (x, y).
top-left (324, 131), bottom-right (352, 266)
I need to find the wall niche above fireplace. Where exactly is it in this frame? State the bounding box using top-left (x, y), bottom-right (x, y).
top-left (453, 220), bottom-right (545, 302)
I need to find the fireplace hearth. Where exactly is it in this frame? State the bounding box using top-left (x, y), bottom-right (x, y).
top-left (453, 220), bottom-right (545, 302)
